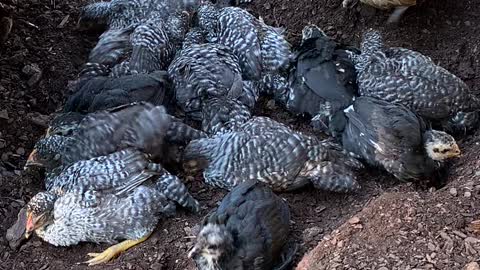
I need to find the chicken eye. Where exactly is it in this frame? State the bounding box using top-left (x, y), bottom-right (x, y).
top-left (433, 148), bottom-right (440, 153)
top-left (208, 244), bottom-right (218, 250)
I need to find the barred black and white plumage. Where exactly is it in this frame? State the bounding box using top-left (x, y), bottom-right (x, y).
top-left (197, 2), bottom-right (291, 80)
top-left (189, 181), bottom-right (295, 270)
top-left (350, 29), bottom-right (480, 122)
top-left (168, 33), bottom-right (258, 128)
top-left (27, 102), bottom-right (206, 171)
top-left (25, 149), bottom-right (199, 249)
top-left (286, 25), bottom-right (359, 134)
top-left (183, 117), bottom-right (363, 192)
top-left (80, 1), bottom-right (191, 76)
top-left (201, 97), bottom-right (252, 134)
top-left (335, 97), bottom-right (461, 181)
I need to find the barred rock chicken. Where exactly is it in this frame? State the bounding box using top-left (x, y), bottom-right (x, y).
top-left (342, 0), bottom-right (419, 23)
top-left (64, 71), bottom-right (171, 114)
top-left (285, 24), bottom-right (359, 134)
top-left (25, 102), bottom-right (206, 172)
top-left (443, 111), bottom-right (480, 135)
top-left (25, 148), bottom-right (199, 265)
top-left (201, 97), bottom-right (252, 134)
top-left (332, 97), bottom-right (460, 181)
top-left (350, 30), bottom-right (480, 124)
top-left (189, 180), bottom-right (295, 270)
top-left (168, 27), bottom-right (258, 129)
top-left (196, 1), bottom-right (291, 81)
top-left (80, 0), bottom-right (191, 77)
top-left (183, 117), bottom-right (363, 192)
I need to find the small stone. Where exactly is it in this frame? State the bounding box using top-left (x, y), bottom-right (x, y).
top-left (465, 262), bottom-right (480, 270)
top-left (0, 140), bottom-right (5, 149)
top-left (464, 191), bottom-right (472, 198)
top-left (0, 110), bottom-right (9, 120)
top-left (450, 188), bottom-right (458, 196)
top-left (348, 217), bottom-right (361, 224)
top-left (1, 153), bottom-right (9, 161)
top-left (32, 241), bottom-right (42, 247)
top-left (378, 267), bottom-right (388, 270)
top-left (427, 242), bottom-right (436, 251)
top-left (16, 147), bottom-right (25, 155)
top-left (303, 226), bottom-right (323, 241)
top-left (22, 63), bottom-right (42, 86)
top-left (465, 21), bottom-right (472, 26)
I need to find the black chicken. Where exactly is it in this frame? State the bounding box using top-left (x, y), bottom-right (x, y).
top-left (331, 97), bottom-right (461, 181)
top-left (189, 180), bottom-right (295, 270)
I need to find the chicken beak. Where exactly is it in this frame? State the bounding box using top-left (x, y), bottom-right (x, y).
top-left (25, 212), bottom-right (34, 239)
top-left (24, 149), bottom-right (43, 169)
top-left (453, 144), bottom-right (461, 158)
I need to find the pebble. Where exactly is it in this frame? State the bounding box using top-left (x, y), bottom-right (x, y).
top-left (303, 226), bottom-right (323, 241)
top-left (465, 262), bottom-right (480, 270)
top-left (348, 217), bottom-right (361, 224)
top-left (16, 147), bottom-right (25, 155)
top-left (22, 63), bottom-right (42, 86)
top-left (449, 188), bottom-right (458, 196)
top-left (464, 191), bottom-right (472, 198)
top-left (0, 140), bottom-right (6, 149)
top-left (0, 110), bottom-right (9, 120)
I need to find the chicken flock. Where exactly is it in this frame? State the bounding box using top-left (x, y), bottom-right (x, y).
top-left (9, 0), bottom-right (479, 269)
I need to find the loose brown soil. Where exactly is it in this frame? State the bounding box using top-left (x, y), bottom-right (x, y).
top-left (0, 0), bottom-right (479, 269)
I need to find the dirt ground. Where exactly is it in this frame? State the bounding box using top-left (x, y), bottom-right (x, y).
top-left (0, 0), bottom-right (479, 269)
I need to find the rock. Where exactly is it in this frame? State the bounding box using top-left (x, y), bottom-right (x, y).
top-left (22, 63), bottom-right (42, 86)
top-left (450, 188), bottom-right (458, 196)
top-left (464, 191), bottom-right (472, 198)
top-left (0, 140), bottom-right (5, 149)
top-left (0, 109), bottom-right (9, 120)
top-left (16, 147), bottom-right (25, 155)
top-left (465, 262), bottom-right (480, 270)
top-left (303, 227), bottom-right (323, 242)
top-left (27, 112), bottom-right (49, 128)
top-left (348, 216), bottom-right (361, 224)
top-left (6, 206), bottom-right (27, 250)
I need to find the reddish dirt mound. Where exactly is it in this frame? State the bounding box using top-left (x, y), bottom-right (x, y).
top-left (0, 0), bottom-right (479, 269)
top-left (297, 131), bottom-right (480, 270)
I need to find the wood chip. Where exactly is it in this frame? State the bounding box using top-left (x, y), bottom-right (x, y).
top-left (57, 14), bottom-right (69, 28)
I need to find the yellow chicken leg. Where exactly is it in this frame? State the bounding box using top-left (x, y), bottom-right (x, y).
top-left (84, 234), bottom-right (151, 266)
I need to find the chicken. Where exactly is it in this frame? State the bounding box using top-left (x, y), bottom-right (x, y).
top-left (342, 0), bottom-right (418, 24)
top-left (285, 24), bottom-right (359, 134)
top-left (331, 96), bottom-right (461, 181)
top-left (349, 29), bottom-right (480, 124)
top-left (201, 97), bottom-right (253, 134)
top-left (80, 1), bottom-right (191, 76)
top-left (168, 27), bottom-right (259, 129)
top-left (25, 102), bottom-right (206, 171)
top-left (24, 148), bottom-right (199, 265)
top-left (64, 71), bottom-right (171, 114)
top-left (443, 111), bottom-right (480, 136)
top-left (183, 117), bottom-right (363, 192)
top-left (196, 1), bottom-right (291, 81)
top-left (189, 180), bottom-right (295, 270)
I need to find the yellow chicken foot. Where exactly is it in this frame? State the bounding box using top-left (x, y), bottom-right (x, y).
top-left (84, 234), bottom-right (151, 266)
